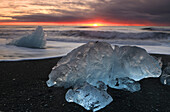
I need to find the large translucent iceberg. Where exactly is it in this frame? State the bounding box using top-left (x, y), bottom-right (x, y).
top-left (47, 42), bottom-right (161, 90)
top-left (46, 41), bottom-right (114, 88)
top-left (65, 83), bottom-right (113, 112)
top-left (46, 42), bottom-right (162, 111)
top-left (160, 66), bottom-right (170, 85)
top-left (8, 26), bottom-right (46, 48)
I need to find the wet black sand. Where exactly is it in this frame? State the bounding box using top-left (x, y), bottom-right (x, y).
top-left (0, 54), bottom-right (170, 112)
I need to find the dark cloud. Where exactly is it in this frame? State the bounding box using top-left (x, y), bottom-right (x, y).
top-left (12, 11), bottom-right (27, 14)
top-left (62, 1), bottom-right (85, 6)
top-left (2, 14), bottom-right (92, 22)
top-left (1, 0), bottom-right (170, 25)
top-left (51, 8), bottom-right (92, 17)
top-left (30, 2), bottom-right (59, 7)
top-left (89, 0), bottom-right (170, 25)
top-left (30, 1), bottom-right (85, 7)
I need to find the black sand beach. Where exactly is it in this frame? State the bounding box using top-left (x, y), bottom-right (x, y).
top-left (0, 54), bottom-right (170, 112)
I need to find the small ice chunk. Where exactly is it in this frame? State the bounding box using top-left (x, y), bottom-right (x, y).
top-left (8, 26), bottom-right (46, 48)
top-left (46, 41), bottom-right (114, 88)
top-left (65, 83), bottom-right (113, 112)
top-left (109, 77), bottom-right (141, 92)
top-left (160, 66), bottom-right (170, 85)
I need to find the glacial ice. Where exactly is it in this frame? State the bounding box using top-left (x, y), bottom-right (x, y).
top-left (110, 46), bottom-right (162, 81)
top-left (160, 66), bottom-right (170, 85)
top-left (46, 41), bottom-right (162, 111)
top-left (65, 83), bottom-right (113, 112)
top-left (107, 45), bottom-right (161, 92)
top-left (8, 26), bottom-right (46, 48)
top-left (46, 41), bottom-right (114, 88)
top-left (109, 77), bottom-right (141, 92)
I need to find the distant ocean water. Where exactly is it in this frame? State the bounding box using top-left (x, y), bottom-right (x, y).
top-left (0, 25), bottom-right (170, 61)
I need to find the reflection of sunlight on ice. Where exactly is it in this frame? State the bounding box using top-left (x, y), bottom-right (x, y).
top-left (164, 79), bottom-right (167, 84)
top-left (140, 56), bottom-right (144, 60)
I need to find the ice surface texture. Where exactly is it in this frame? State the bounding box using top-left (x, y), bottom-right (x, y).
top-left (160, 66), bottom-right (170, 85)
top-left (46, 41), bottom-right (162, 111)
top-left (65, 83), bottom-right (113, 112)
top-left (109, 77), bottom-right (141, 92)
top-left (46, 41), bottom-right (114, 88)
top-left (8, 26), bottom-right (46, 48)
top-left (108, 45), bottom-right (162, 92)
top-left (110, 46), bottom-right (162, 81)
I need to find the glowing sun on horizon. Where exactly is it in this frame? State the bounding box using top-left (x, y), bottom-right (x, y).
top-left (85, 23), bottom-right (103, 26)
top-left (93, 24), bottom-right (98, 26)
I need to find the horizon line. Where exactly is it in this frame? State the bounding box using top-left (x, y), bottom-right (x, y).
top-left (0, 22), bottom-right (169, 26)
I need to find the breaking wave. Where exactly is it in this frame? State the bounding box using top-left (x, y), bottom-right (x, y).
top-left (48, 30), bottom-right (170, 40)
top-left (142, 27), bottom-right (170, 31)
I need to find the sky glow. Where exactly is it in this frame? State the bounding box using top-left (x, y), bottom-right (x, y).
top-left (0, 0), bottom-right (170, 26)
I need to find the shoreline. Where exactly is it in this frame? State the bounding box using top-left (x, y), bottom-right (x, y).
top-left (0, 53), bottom-right (169, 62)
top-left (0, 54), bottom-right (170, 112)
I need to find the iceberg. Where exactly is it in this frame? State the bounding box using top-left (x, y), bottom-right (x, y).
top-left (160, 66), bottom-right (170, 85)
top-left (46, 41), bottom-right (114, 88)
top-left (46, 42), bottom-right (162, 111)
top-left (111, 46), bottom-right (162, 81)
top-left (65, 83), bottom-right (113, 112)
top-left (8, 26), bottom-right (46, 48)
top-left (107, 45), bottom-right (161, 92)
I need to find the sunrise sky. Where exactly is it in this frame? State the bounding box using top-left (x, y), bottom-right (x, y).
top-left (0, 0), bottom-right (170, 26)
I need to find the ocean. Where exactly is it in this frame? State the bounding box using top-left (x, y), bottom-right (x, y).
top-left (0, 25), bottom-right (170, 61)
